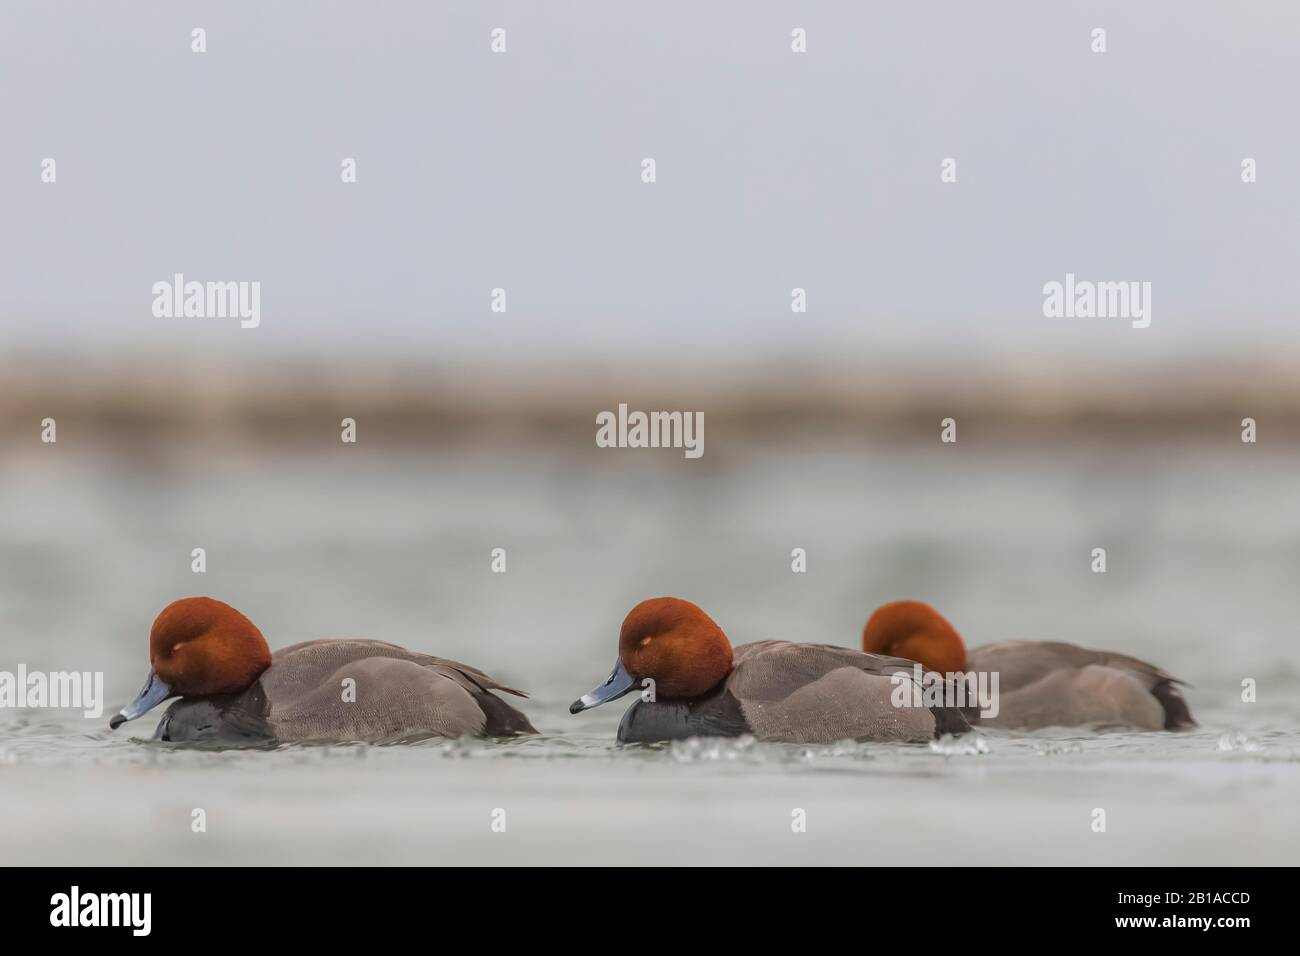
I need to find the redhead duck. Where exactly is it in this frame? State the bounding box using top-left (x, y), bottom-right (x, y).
top-left (109, 597), bottom-right (536, 743)
top-left (570, 597), bottom-right (971, 743)
top-left (862, 600), bottom-right (1196, 731)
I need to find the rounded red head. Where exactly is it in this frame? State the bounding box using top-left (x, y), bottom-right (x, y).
top-left (618, 597), bottom-right (733, 698)
top-left (149, 596), bottom-right (272, 696)
top-left (111, 596), bottom-right (273, 729)
top-left (570, 597), bottom-right (734, 714)
top-left (862, 600), bottom-right (967, 674)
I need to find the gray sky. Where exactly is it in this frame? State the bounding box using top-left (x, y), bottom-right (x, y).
top-left (2, 1), bottom-right (1298, 362)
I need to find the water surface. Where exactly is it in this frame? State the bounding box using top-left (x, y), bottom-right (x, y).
top-left (2, 444), bottom-right (1297, 864)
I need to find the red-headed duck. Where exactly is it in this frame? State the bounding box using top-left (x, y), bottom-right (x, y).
top-left (570, 596), bottom-right (971, 743)
top-left (109, 597), bottom-right (536, 743)
top-left (862, 600), bottom-right (1196, 731)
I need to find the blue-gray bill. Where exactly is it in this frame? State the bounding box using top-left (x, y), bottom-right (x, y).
top-left (109, 669), bottom-right (174, 729)
top-left (570, 659), bottom-right (635, 714)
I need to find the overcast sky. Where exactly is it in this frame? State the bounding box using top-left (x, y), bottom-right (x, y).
top-left (2, 1), bottom-right (1298, 363)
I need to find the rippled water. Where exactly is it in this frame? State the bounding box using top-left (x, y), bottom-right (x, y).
top-left (2, 444), bottom-right (1298, 864)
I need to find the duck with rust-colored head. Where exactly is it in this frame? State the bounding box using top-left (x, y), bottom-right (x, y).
top-left (110, 597), bottom-right (536, 744)
top-left (570, 597), bottom-right (971, 744)
top-left (862, 600), bottom-right (1196, 731)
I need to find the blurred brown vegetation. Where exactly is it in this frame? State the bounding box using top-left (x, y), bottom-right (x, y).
top-left (3, 353), bottom-right (1300, 454)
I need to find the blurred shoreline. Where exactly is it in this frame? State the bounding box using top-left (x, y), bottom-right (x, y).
top-left (4, 353), bottom-right (1300, 452)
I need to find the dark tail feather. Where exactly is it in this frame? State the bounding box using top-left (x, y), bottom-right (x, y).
top-left (1154, 679), bottom-right (1197, 731)
top-left (930, 703), bottom-right (976, 737)
top-left (475, 691), bottom-right (539, 737)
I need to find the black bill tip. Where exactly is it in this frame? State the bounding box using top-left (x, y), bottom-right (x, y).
top-left (108, 713), bottom-right (126, 730)
top-left (569, 700), bottom-right (586, 715)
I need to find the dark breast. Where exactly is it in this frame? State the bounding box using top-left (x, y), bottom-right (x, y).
top-left (616, 681), bottom-right (750, 744)
top-left (153, 681), bottom-right (273, 745)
